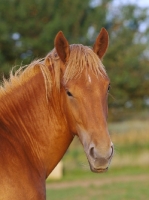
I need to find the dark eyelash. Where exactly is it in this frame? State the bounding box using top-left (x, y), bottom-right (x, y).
top-left (108, 84), bottom-right (110, 92)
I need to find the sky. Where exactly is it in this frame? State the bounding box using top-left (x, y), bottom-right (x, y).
top-left (113, 0), bottom-right (149, 7)
top-left (91, 0), bottom-right (149, 8)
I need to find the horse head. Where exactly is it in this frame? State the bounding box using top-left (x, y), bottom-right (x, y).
top-left (54, 28), bottom-right (113, 173)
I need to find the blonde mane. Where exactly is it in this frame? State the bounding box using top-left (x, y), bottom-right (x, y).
top-left (63, 44), bottom-right (106, 84)
top-left (0, 44), bottom-right (107, 99)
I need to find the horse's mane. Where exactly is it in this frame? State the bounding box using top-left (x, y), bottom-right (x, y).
top-left (63, 44), bottom-right (106, 84)
top-left (0, 44), bottom-right (107, 98)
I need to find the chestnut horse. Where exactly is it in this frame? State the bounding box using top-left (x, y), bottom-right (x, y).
top-left (0, 28), bottom-right (113, 199)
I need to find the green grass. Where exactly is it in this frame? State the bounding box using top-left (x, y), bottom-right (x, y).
top-left (115, 143), bottom-right (149, 155)
top-left (97, 180), bottom-right (149, 200)
top-left (47, 184), bottom-right (149, 200)
top-left (46, 166), bottom-right (149, 199)
top-left (47, 187), bottom-right (86, 200)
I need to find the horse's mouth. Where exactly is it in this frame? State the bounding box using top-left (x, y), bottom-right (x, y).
top-left (91, 166), bottom-right (108, 173)
top-left (86, 155), bottom-right (110, 173)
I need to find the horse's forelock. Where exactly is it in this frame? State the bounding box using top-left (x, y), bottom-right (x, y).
top-left (63, 44), bottom-right (107, 84)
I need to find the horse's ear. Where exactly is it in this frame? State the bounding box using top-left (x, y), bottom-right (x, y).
top-left (93, 28), bottom-right (109, 59)
top-left (54, 31), bottom-right (70, 63)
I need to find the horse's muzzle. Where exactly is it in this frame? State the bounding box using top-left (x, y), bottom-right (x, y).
top-left (87, 144), bottom-right (114, 173)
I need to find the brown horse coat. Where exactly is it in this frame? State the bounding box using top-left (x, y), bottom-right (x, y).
top-left (0, 28), bottom-right (113, 199)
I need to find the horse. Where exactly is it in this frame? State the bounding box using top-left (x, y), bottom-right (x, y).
top-left (0, 28), bottom-right (113, 199)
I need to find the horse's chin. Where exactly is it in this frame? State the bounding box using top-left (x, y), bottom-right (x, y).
top-left (90, 166), bottom-right (109, 173)
top-left (88, 157), bottom-right (112, 173)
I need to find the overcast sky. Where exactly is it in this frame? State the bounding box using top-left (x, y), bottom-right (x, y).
top-left (91, 0), bottom-right (149, 8)
top-left (113, 0), bottom-right (149, 7)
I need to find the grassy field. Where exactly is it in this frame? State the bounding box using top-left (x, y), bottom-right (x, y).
top-left (46, 178), bottom-right (149, 200)
top-left (46, 166), bottom-right (149, 200)
top-left (46, 118), bottom-right (149, 199)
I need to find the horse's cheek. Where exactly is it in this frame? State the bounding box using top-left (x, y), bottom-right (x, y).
top-left (67, 99), bottom-right (81, 122)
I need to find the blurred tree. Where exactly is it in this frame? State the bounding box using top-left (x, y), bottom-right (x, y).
top-left (103, 4), bottom-right (149, 110)
top-left (0, 0), bottom-right (110, 76)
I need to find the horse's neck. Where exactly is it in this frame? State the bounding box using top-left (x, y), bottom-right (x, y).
top-left (0, 70), bottom-right (73, 177)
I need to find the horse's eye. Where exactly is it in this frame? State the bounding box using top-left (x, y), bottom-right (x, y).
top-left (108, 84), bottom-right (110, 92)
top-left (66, 91), bottom-right (73, 97)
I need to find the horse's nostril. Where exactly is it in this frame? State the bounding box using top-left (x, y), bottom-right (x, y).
top-left (108, 145), bottom-right (114, 159)
top-left (89, 145), bottom-right (114, 160)
top-left (89, 147), bottom-right (95, 159)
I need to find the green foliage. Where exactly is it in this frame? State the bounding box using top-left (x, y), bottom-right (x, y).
top-left (0, 0), bottom-right (109, 71)
top-left (104, 4), bottom-right (149, 109)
